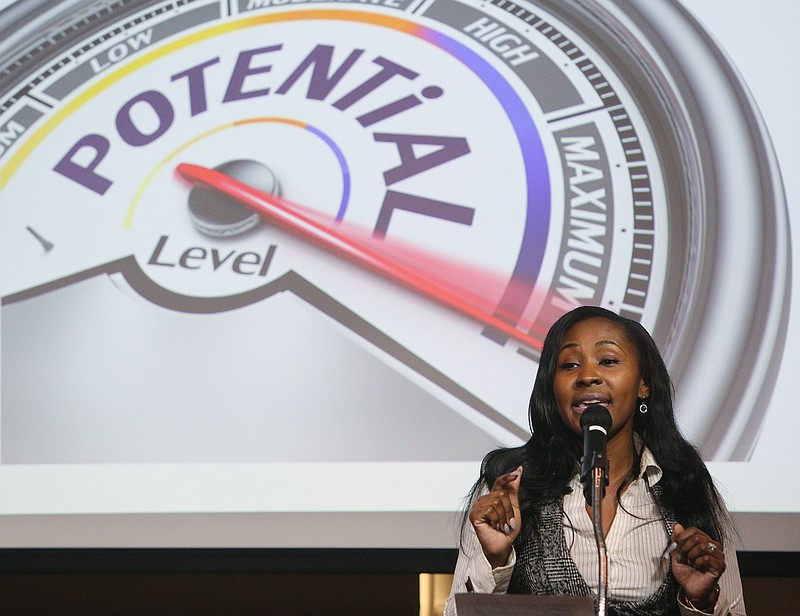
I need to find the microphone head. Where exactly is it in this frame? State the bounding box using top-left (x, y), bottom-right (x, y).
top-left (580, 404), bottom-right (612, 431)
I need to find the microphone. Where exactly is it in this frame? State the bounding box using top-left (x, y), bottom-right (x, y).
top-left (580, 404), bottom-right (613, 615)
top-left (580, 404), bottom-right (612, 504)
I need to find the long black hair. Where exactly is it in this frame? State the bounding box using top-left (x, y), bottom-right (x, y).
top-left (466, 306), bottom-right (729, 545)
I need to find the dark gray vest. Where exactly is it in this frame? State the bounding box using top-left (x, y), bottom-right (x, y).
top-left (507, 486), bottom-right (680, 616)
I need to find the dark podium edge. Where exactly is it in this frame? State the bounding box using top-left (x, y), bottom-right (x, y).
top-left (455, 592), bottom-right (595, 615)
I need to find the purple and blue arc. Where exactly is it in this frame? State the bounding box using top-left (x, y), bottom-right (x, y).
top-left (234, 117), bottom-right (351, 222)
top-left (382, 18), bottom-right (550, 329)
top-left (303, 123), bottom-right (351, 222)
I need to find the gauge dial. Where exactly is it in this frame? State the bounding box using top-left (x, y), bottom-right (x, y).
top-left (0, 0), bottom-right (789, 462)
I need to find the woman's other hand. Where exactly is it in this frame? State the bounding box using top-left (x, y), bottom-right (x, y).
top-left (468, 466), bottom-right (523, 568)
top-left (671, 522), bottom-right (726, 610)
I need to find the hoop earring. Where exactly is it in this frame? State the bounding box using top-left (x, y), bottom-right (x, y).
top-left (639, 402), bottom-right (649, 414)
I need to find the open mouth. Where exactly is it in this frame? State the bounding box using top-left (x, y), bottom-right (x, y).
top-left (572, 397), bottom-right (611, 413)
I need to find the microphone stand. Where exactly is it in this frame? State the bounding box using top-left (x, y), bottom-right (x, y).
top-left (591, 467), bottom-right (609, 616)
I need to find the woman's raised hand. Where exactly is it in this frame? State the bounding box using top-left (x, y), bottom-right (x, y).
top-left (671, 522), bottom-right (727, 610)
top-left (468, 466), bottom-right (523, 569)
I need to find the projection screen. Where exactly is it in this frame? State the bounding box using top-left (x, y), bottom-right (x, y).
top-left (0, 0), bottom-right (798, 554)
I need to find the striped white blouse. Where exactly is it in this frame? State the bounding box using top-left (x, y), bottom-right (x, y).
top-left (444, 447), bottom-right (746, 615)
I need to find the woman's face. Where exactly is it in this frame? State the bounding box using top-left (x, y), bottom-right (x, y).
top-left (553, 317), bottom-right (649, 440)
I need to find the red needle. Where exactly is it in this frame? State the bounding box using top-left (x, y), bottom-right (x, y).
top-left (176, 163), bottom-right (542, 350)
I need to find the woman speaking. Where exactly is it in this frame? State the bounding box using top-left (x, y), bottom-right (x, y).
top-left (446, 306), bottom-right (745, 615)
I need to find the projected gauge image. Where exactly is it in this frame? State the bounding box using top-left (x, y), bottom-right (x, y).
top-left (0, 0), bottom-right (789, 464)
